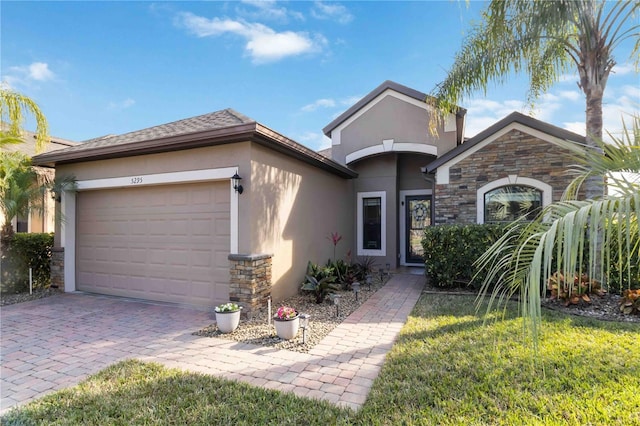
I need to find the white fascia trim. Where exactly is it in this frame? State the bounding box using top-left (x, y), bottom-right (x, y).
top-left (61, 190), bottom-right (76, 292)
top-left (357, 191), bottom-right (386, 256)
top-left (346, 142), bottom-right (437, 164)
top-left (436, 122), bottom-right (570, 185)
top-left (476, 176), bottom-right (553, 224)
top-left (331, 89), bottom-right (456, 146)
top-left (399, 189), bottom-right (432, 266)
top-left (63, 167), bottom-right (240, 292)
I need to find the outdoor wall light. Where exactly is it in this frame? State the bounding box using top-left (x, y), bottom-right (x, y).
top-left (352, 282), bottom-right (360, 301)
top-left (231, 173), bottom-right (243, 194)
top-left (299, 313), bottom-right (310, 344)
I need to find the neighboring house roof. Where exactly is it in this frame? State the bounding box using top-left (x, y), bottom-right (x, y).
top-left (1, 124), bottom-right (78, 157)
top-left (32, 108), bottom-right (358, 179)
top-left (322, 80), bottom-right (466, 137)
top-left (317, 147), bottom-right (332, 158)
top-left (423, 111), bottom-right (587, 173)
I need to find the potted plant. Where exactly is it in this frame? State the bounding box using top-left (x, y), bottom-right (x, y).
top-left (214, 302), bottom-right (242, 333)
top-left (273, 306), bottom-right (299, 340)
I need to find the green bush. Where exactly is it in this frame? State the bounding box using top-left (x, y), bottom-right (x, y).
top-left (1, 233), bottom-right (53, 294)
top-left (422, 224), bottom-right (507, 288)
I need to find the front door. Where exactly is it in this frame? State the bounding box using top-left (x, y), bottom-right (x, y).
top-left (404, 194), bottom-right (432, 264)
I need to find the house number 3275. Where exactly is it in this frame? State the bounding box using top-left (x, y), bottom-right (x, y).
top-left (130, 177), bottom-right (143, 184)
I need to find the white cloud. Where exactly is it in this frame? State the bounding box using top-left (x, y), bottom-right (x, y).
top-left (296, 131), bottom-right (331, 150)
top-left (238, 0), bottom-right (304, 22)
top-left (301, 98), bottom-right (336, 112)
top-left (611, 62), bottom-right (635, 76)
top-left (311, 1), bottom-right (353, 24)
top-left (176, 12), bottom-right (324, 63)
top-left (108, 98), bottom-right (136, 111)
top-left (340, 95), bottom-right (361, 106)
top-left (27, 62), bottom-right (55, 81)
top-left (4, 62), bottom-right (55, 88)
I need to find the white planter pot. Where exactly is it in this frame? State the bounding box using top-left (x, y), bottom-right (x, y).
top-left (274, 316), bottom-right (300, 340)
top-left (215, 310), bottom-right (241, 333)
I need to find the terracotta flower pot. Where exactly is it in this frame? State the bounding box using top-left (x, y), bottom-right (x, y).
top-left (273, 315), bottom-right (300, 340)
top-left (215, 309), bottom-right (241, 333)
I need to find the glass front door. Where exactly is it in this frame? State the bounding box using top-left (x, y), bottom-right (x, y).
top-left (405, 195), bottom-right (431, 264)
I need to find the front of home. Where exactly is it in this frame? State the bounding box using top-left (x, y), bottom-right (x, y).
top-left (33, 80), bottom-right (584, 313)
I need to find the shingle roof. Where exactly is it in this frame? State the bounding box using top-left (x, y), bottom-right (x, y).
top-left (1, 123), bottom-right (78, 157)
top-left (58, 108), bottom-right (254, 154)
top-left (31, 108), bottom-right (357, 179)
top-left (423, 111), bottom-right (587, 173)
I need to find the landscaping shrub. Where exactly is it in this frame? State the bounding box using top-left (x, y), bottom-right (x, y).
top-left (422, 224), bottom-right (507, 288)
top-left (1, 233), bottom-right (53, 294)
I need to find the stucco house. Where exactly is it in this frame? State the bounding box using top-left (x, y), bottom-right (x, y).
top-left (32, 80), bottom-right (584, 312)
top-left (1, 128), bottom-right (78, 233)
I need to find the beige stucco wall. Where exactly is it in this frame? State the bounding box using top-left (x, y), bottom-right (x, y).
top-left (350, 154), bottom-right (398, 269)
top-left (54, 143), bottom-right (251, 248)
top-left (54, 141), bottom-right (354, 305)
top-left (248, 143), bottom-right (353, 302)
top-left (331, 95), bottom-right (457, 165)
top-left (398, 153), bottom-right (434, 191)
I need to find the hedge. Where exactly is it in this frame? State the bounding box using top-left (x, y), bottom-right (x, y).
top-left (422, 224), bottom-right (508, 288)
top-left (1, 233), bottom-right (54, 294)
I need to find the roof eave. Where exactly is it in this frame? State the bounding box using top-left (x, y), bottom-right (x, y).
top-left (32, 122), bottom-right (358, 179)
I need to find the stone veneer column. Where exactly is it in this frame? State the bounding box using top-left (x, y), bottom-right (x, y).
top-left (228, 253), bottom-right (273, 315)
top-left (50, 247), bottom-right (64, 290)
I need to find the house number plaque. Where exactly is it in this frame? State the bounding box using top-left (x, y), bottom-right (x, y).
top-left (130, 177), bottom-right (143, 185)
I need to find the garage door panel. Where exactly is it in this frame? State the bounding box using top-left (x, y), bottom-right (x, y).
top-left (77, 182), bottom-right (230, 307)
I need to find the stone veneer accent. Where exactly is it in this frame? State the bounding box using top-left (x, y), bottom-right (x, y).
top-left (228, 253), bottom-right (273, 315)
top-left (50, 247), bottom-right (64, 290)
top-left (434, 129), bottom-right (578, 224)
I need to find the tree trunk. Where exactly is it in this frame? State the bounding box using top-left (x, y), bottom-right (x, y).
top-left (583, 86), bottom-right (605, 201)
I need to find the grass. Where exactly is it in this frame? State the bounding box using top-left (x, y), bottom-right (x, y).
top-left (2, 294), bottom-right (639, 425)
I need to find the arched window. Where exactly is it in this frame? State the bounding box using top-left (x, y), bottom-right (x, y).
top-left (484, 185), bottom-right (542, 223)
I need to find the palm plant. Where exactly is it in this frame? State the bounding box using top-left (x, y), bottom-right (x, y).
top-left (476, 115), bottom-right (640, 340)
top-left (0, 152), bottom-right (48, 239)
top-left (1, 88), bottom-right (49, 152)
top-left (432, 0), bottom-right (639, 200)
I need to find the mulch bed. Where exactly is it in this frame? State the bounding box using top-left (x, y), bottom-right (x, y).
top-left (194, 278), bottom-right (388, 353)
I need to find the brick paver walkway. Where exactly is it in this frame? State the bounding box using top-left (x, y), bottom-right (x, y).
top-left (1, 274), bottom-right (423, 414)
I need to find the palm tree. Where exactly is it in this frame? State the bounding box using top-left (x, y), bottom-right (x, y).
top-left (1, 88), bottom-right (51, 238)
top-left (432, 0), bottom-right (639, 200)
top-left (475, 115), bottom-right (639, 340)
top-left (1, 88), bottom-right (50, 152)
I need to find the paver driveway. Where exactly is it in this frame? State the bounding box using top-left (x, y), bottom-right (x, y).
top-left (1, 274), bottom-right (423, 414)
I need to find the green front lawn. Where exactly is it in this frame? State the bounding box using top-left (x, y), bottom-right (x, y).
top-left (3, 294), bottom-right (638, 425)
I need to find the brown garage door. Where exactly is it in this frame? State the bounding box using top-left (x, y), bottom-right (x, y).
top-left (76, 182), bottom-right (230, 307)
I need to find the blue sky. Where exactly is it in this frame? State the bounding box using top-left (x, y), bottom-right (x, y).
top-left (2, 1), bottom-right (638, 151)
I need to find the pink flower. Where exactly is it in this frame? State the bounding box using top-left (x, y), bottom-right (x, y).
top-left (275, 306), bottom-right (298, 320)
top-left (328, 231), bottom-right (343, 246)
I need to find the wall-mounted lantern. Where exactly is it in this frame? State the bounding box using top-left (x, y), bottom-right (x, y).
top-left (231, 172), bottom-right (243, 194)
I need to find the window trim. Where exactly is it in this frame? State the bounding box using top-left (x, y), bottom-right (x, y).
top-left (357, 191), bottom-right (386, 256)
top-left (477, 176), bottom-right (552, 224)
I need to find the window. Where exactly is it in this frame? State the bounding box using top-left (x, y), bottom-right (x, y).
top-left (484, 185), bottom-right (542, 223)
top-left (16, 212), bottom-right (29, 233)
top-left (363, 197), bottom-right (381, 249)
top-left (357, 191), bottom-right (386, 256)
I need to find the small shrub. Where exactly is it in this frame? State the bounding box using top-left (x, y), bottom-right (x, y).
top-left (422, 224), bottom-right (507, 288)
top-left (301, 261), bottom-right (340, 303)
top-left (352, 256), bottom-right (378, 282)
top-left (619, 289), bottom-right (640, 315)
top-left (1, 233), bottom-right (54, 294)
top-left (547, 272), bottom-right (606, 306)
